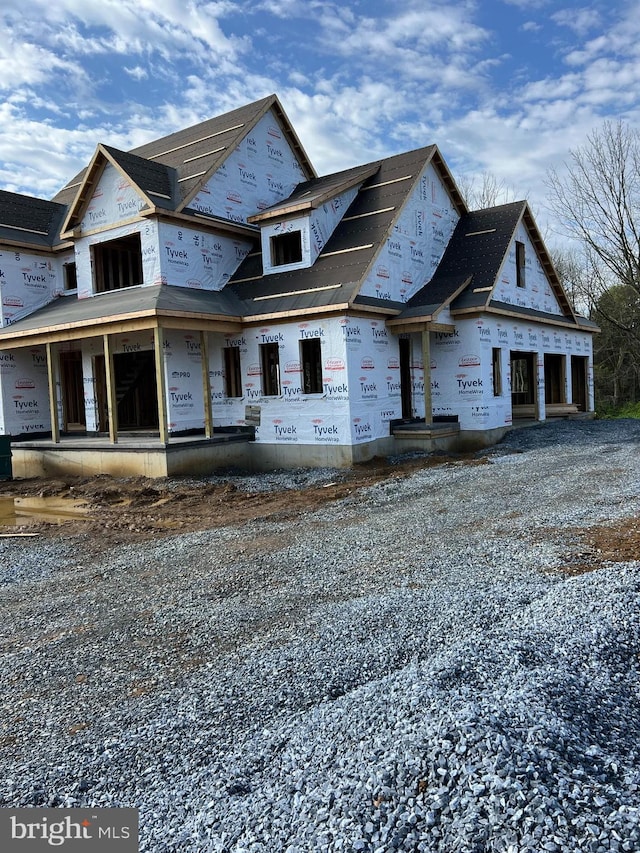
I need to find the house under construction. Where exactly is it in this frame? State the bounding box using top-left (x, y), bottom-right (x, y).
top-left (0, 95), bottom-right (596, 478)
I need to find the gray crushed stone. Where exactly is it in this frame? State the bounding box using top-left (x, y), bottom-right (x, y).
top-left (2, 418), bottom-right (640, 852)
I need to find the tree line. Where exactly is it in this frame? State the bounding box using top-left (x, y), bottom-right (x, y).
top-left (464, 122), bottom-right (640, 412)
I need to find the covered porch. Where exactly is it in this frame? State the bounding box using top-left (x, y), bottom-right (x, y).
top-left (0, 284), bottom-right (253, 478)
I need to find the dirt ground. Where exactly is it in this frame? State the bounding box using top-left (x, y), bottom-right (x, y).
top-left (0, 453), bottom-right (637, 573)
top-left (0, 455), bottom-right (470, 544)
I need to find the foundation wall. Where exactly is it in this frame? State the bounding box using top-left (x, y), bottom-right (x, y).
top-left (10, 439), bottom-right (251, 479)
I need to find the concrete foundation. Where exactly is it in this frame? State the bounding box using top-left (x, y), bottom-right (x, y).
top-left (7, 421), bottom-right (541, 479)
top-left (10, 433), bottom-right (253, 479)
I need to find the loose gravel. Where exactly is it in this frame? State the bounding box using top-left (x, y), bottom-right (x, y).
top-left (2, 418), bottom-right (640, 852)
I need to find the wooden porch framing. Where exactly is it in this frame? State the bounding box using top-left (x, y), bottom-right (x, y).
top-left (0, 306), bottom-right (242, 446)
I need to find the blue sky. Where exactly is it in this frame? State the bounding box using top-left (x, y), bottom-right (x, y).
top-left (1, 0), bottom-right (639, 246)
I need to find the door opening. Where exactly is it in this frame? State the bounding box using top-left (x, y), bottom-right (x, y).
top-left (571, 355), bottom-right (588, 411)
top-left (59, 351), bottom-right (86, 432)
top-left (399, 337), bottom-right (413, 419)
top-left (93, 351), bottom-right (159, 433)
top-left (544, 354), bottom-right (566, 404)
top-left (510, 351), bottom-right (537, 415)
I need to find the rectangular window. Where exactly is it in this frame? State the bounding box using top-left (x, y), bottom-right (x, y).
top-left (260, 342), bottom-right (281, 396)
top-left (270, 231), bottom-right (302, 266)
top-left (93, 233), bottom-right (143, 293)
top-left (300, 338), bottom-right (322, 394)
top-left (63, 262), bottom-right (77, 292)
top-left (516, 241), bottom-right (526, 288)
top-left (223, 346), bottom-right (242, 398)
top-left (492, 347), bottom-right (502, 396)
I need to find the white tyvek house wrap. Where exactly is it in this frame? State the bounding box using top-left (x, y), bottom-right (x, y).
top-left (0, 346), bottom-right (51, 435)
top-left (429, 317), bottom-right (594, 430)
top-left (82, 349), bottom-right (99, 433)
top-left (201, 318), bottom-right (362, 446)
top-left (156, 222), bottom-right (251, 290)
top-left (75, 221), bottom-right (159, 299)
top-left (206, 316), bottom-right (406, 447)
top-left (246, 319), bottom-right (353, 446)
top-left (493, 224), bottom-right (564, 315)
top-left (190, 110), bottom-right (309, 224)
top-left (81, 330), bottom-right (210, 435)
top-left (0, 248), bottom-right (62, 326)
top-left (163, 331), bottom-right (207, 432)
top-left (260, 186), bottom-right (360, 275)
top-left (80, 162), bottom-right (147, 233)
top-left (309, 187), bottom-right (360, 261)
top-left (358, 162), bottom-right (459, 302)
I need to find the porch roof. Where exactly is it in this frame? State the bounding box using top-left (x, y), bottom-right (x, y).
top-left (0, 284), bottom-right (245, 348)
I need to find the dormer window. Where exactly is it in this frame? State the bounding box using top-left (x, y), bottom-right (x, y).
top-left (271, 231), bottom-right (302, 267)
top-left (93, 233), bottom-right (143, 293)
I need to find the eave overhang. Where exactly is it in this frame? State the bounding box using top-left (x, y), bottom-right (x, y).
top-left (451, 299), bottom-right (596, 332)
top-left (0, 308), bottom-right (243, 349)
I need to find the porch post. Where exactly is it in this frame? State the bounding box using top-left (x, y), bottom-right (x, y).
top-left (153, 326), bottom-right (168, 444)
top-left (535, 351), bottom-right (545, 421)
top-left (45, 342), bottom-right (60, 444)
top-left (102, 334), bottom-right (118, 444)
top-left (200, 331), bottom-right (213, 439)
top-left (421, 328), bottom-right (432, 425)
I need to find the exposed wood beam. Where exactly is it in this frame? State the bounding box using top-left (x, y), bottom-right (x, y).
top-left (154, 326), bottom-right (168, 445)
top-left (45, 343), bottom-right (60, 444)
top-left (422, 331), bottom-right (432, 425)
top-left (103, 334), bottom-right (118, 444)
top-left (200, 331), bottom-right (213, 439)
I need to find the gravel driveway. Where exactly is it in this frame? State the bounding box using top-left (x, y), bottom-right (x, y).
top-left (2, 419), bottom-right (640, 852)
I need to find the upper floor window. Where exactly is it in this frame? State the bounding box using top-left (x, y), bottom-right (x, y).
top-left (93, 233), bottom-right (143, 293)
top-left (270, 231), bottom-right (302, 267)
top-left (63, 262), bottom-right (77, 292)
top-left (516, 241), bottom-right (526, 288)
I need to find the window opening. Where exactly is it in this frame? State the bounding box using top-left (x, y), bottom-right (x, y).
top-left (93, 233), bottom-right (143, 293)
top-left (270, 231), bottom-right (302, 267)
top-left (63, 262), bottom-right (78, 292)
top-left (516, 241), bottom-right (526, 288)
top-left (492, 348), bottom-right (502, 396)
top-left (260, 342), bottom-right (281, 396)
top-left (223, 346), bottom-right (242, 397)
top-left (300, 338), bottom-right (322, 394)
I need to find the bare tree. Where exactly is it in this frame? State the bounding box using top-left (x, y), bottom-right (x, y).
top-left (458, 171), bottom-right (516, 210)
top-left (546, 120), bottom-right (640, 316)
top-left (550, 245), bottom-right (615, 317)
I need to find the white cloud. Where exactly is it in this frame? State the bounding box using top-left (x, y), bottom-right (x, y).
top-left (551, 7), bottom-right (603, 37)
top-left (124, 65), bottom-right (148, 81)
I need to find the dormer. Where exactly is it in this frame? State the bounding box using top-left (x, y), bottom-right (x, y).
top-left (247, 162), bottom-right (380, 275)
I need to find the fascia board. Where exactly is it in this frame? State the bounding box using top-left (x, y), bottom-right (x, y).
top-left (59, 146), bottom-right (106, 237)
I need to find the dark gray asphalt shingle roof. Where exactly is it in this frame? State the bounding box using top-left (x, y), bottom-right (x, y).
top-left (396, 201), bottom-right (527, 320)
top-left (228, 146), bottom-right (449, 317)
top-left (0, 190), bottom-right (68, 248)
top-left (249, 162), bottom-right (380, 222)
top-left (52, 95), bottom-right (315, 215)
top-left (101, 146), bottom-right (178, 210)
top-left (0, 284), bottom-right (246, 341)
